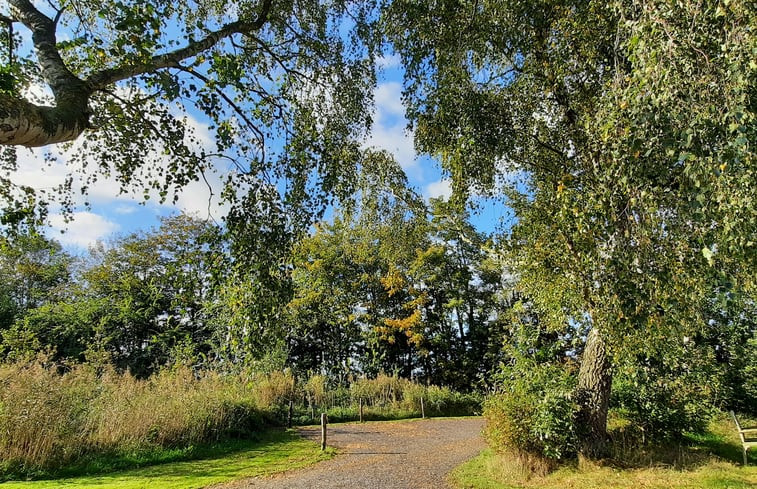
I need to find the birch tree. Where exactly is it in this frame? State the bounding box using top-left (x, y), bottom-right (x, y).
top-left (385, 0), bottom-right (755, 456)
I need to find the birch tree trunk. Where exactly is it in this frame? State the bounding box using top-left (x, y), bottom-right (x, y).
top-left (575, 327), bottom-right (612, 459)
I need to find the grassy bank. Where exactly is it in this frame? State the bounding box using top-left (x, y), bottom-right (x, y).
top-left (0, 430), bottom-right (332, 489)
top-left (450, 414), bottom-right (757, 489)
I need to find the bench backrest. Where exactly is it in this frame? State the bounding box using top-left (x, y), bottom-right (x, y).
top-left (731, 411), bottom-right (743, 431)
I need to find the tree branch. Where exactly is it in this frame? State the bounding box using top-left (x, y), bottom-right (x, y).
top-left (177, 65), bottom-right (266, 162)
top-left (10, 0), bottom-right (87, 102)
top-left (2, 13), bottom-right (14, 65)
top-left (86, 0), bottom-right (274, 90)
top-left (0, 91), bottom-right (88, 146)
top-left (3, 0), bottom-right (275, 147)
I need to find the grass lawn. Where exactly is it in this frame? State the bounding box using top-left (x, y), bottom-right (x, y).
top-left (450, 415), bottom-right (757, 489)
top-left (0, 430), bottom-right (333, 489)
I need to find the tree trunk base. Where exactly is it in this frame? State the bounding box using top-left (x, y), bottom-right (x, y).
top-left (575, 327), bottom-right (612, 459)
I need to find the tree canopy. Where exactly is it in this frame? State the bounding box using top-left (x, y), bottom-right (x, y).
top-left (1, 0), bottom-right (381, 228)
top-left (385, 0), bottom-right (756, 455)
top-left (0, 0), bottom-right (755, 464)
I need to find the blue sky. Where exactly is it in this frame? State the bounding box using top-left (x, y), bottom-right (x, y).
top-left (10, 51), bottom-right (508, 250)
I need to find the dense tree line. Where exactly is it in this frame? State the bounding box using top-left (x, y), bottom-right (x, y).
top-left (0, 199), bottom-right (511, 388)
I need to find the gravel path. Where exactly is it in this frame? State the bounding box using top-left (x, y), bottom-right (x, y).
top-left (217, 417), bottom-right (485, 489)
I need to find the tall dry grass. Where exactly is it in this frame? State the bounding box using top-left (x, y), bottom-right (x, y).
top-left (0, 360), bottom-right (97, 470)
top-left (0, 360), bottom-right (480, 476)
top-left (0, 358), bottom-right (283, 474)
top-left (349, 374), bottom-right (481, 415)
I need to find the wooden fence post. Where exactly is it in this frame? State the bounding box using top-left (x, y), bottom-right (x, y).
top-left (420, 396), bottom-right (425, 419)
top-left (287, 399), bottom-right (294, 428)
top-left (321, 413), bottom-right (328, 450)
top-left (359, 398), bottom-right (364, 423)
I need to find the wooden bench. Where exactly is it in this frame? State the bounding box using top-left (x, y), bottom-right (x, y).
top-left (731, 411), bottom-right (757, 465)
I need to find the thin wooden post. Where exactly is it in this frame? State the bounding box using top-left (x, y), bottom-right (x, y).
top-left (320, 413), bottom-right (328, 450)
top-left (287, 399), bottom-right (294, 428)
top-left (420, 397), bottom-right (425, 419)
top-left (359, 398), bottom-right (364, 423)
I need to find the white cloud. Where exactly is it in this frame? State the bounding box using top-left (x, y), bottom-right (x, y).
top-left (114, 204), bottom-right (138, 215)
top-left (377, 53), bottom-right (402, 70)
top-left (425, 179), bottom-right (453, 201)
top-left (167, 167), bottom-right (231, 219)
top-left (48, 212), bottom-right (120, 248)
top-left (374, 82), bottom-right (405, 118)
top-left (365, 122), bottom-right (417, 172)
top-left (364, 82), bottom-right (421, 179)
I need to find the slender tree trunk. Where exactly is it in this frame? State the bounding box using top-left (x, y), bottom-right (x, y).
top-left (575, 327), bottom-right (612, 459)
top-left (455, 306), bottom-right (466, 347)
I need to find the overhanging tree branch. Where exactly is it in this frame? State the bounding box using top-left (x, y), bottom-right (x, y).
top-left (10, 0), bottom-right (87, 100)
top-left (86, 0), bottom-right (274, 90)
top-left (177, 65), bottom-right (267, 163)
top-left (2, 0), bottom-right (274, 147)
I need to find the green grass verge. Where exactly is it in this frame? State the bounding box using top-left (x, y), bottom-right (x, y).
top-left (450, 416), bottom-right (757, 489)
top-left (451, 449), bottom-right (756, 489)
top-left (0, 430), bottom-right (334, 489)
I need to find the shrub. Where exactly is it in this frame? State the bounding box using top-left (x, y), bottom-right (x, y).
top-left (484, 361), bottom-right (577, 461)
top-left (612, 361), bottom-right (716, 442)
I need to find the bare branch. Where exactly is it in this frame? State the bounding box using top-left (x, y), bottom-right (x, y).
top-left (247, 34), bottom-right (311, 80)
top-left (44, 0), bottom-right (67, 25)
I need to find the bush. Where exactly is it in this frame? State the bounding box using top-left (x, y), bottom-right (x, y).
top-left (611, 361), bottom-right (716, 442)
top-left (484, 361), bottom-right (577, 461)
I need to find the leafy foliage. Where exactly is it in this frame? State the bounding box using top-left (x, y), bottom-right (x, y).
top-left (485, 362), bottom-right (577, 461)
top-left (2, 214), bottom-right (227, 376)
top-left (385, 0), bottom-right (756, 449)
top-left (3, 0), bottom-right (383, 250)
top-left (0, 231), bottom-right (72, 330)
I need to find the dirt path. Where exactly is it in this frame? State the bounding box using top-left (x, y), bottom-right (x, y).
top-left (216, 417), bottom-right (485, 489)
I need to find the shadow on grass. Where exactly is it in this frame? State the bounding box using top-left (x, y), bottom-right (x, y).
top-left (5, 429), bottom-right (302, 483)
top-left (604, 417), bottom-right (753, 471)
